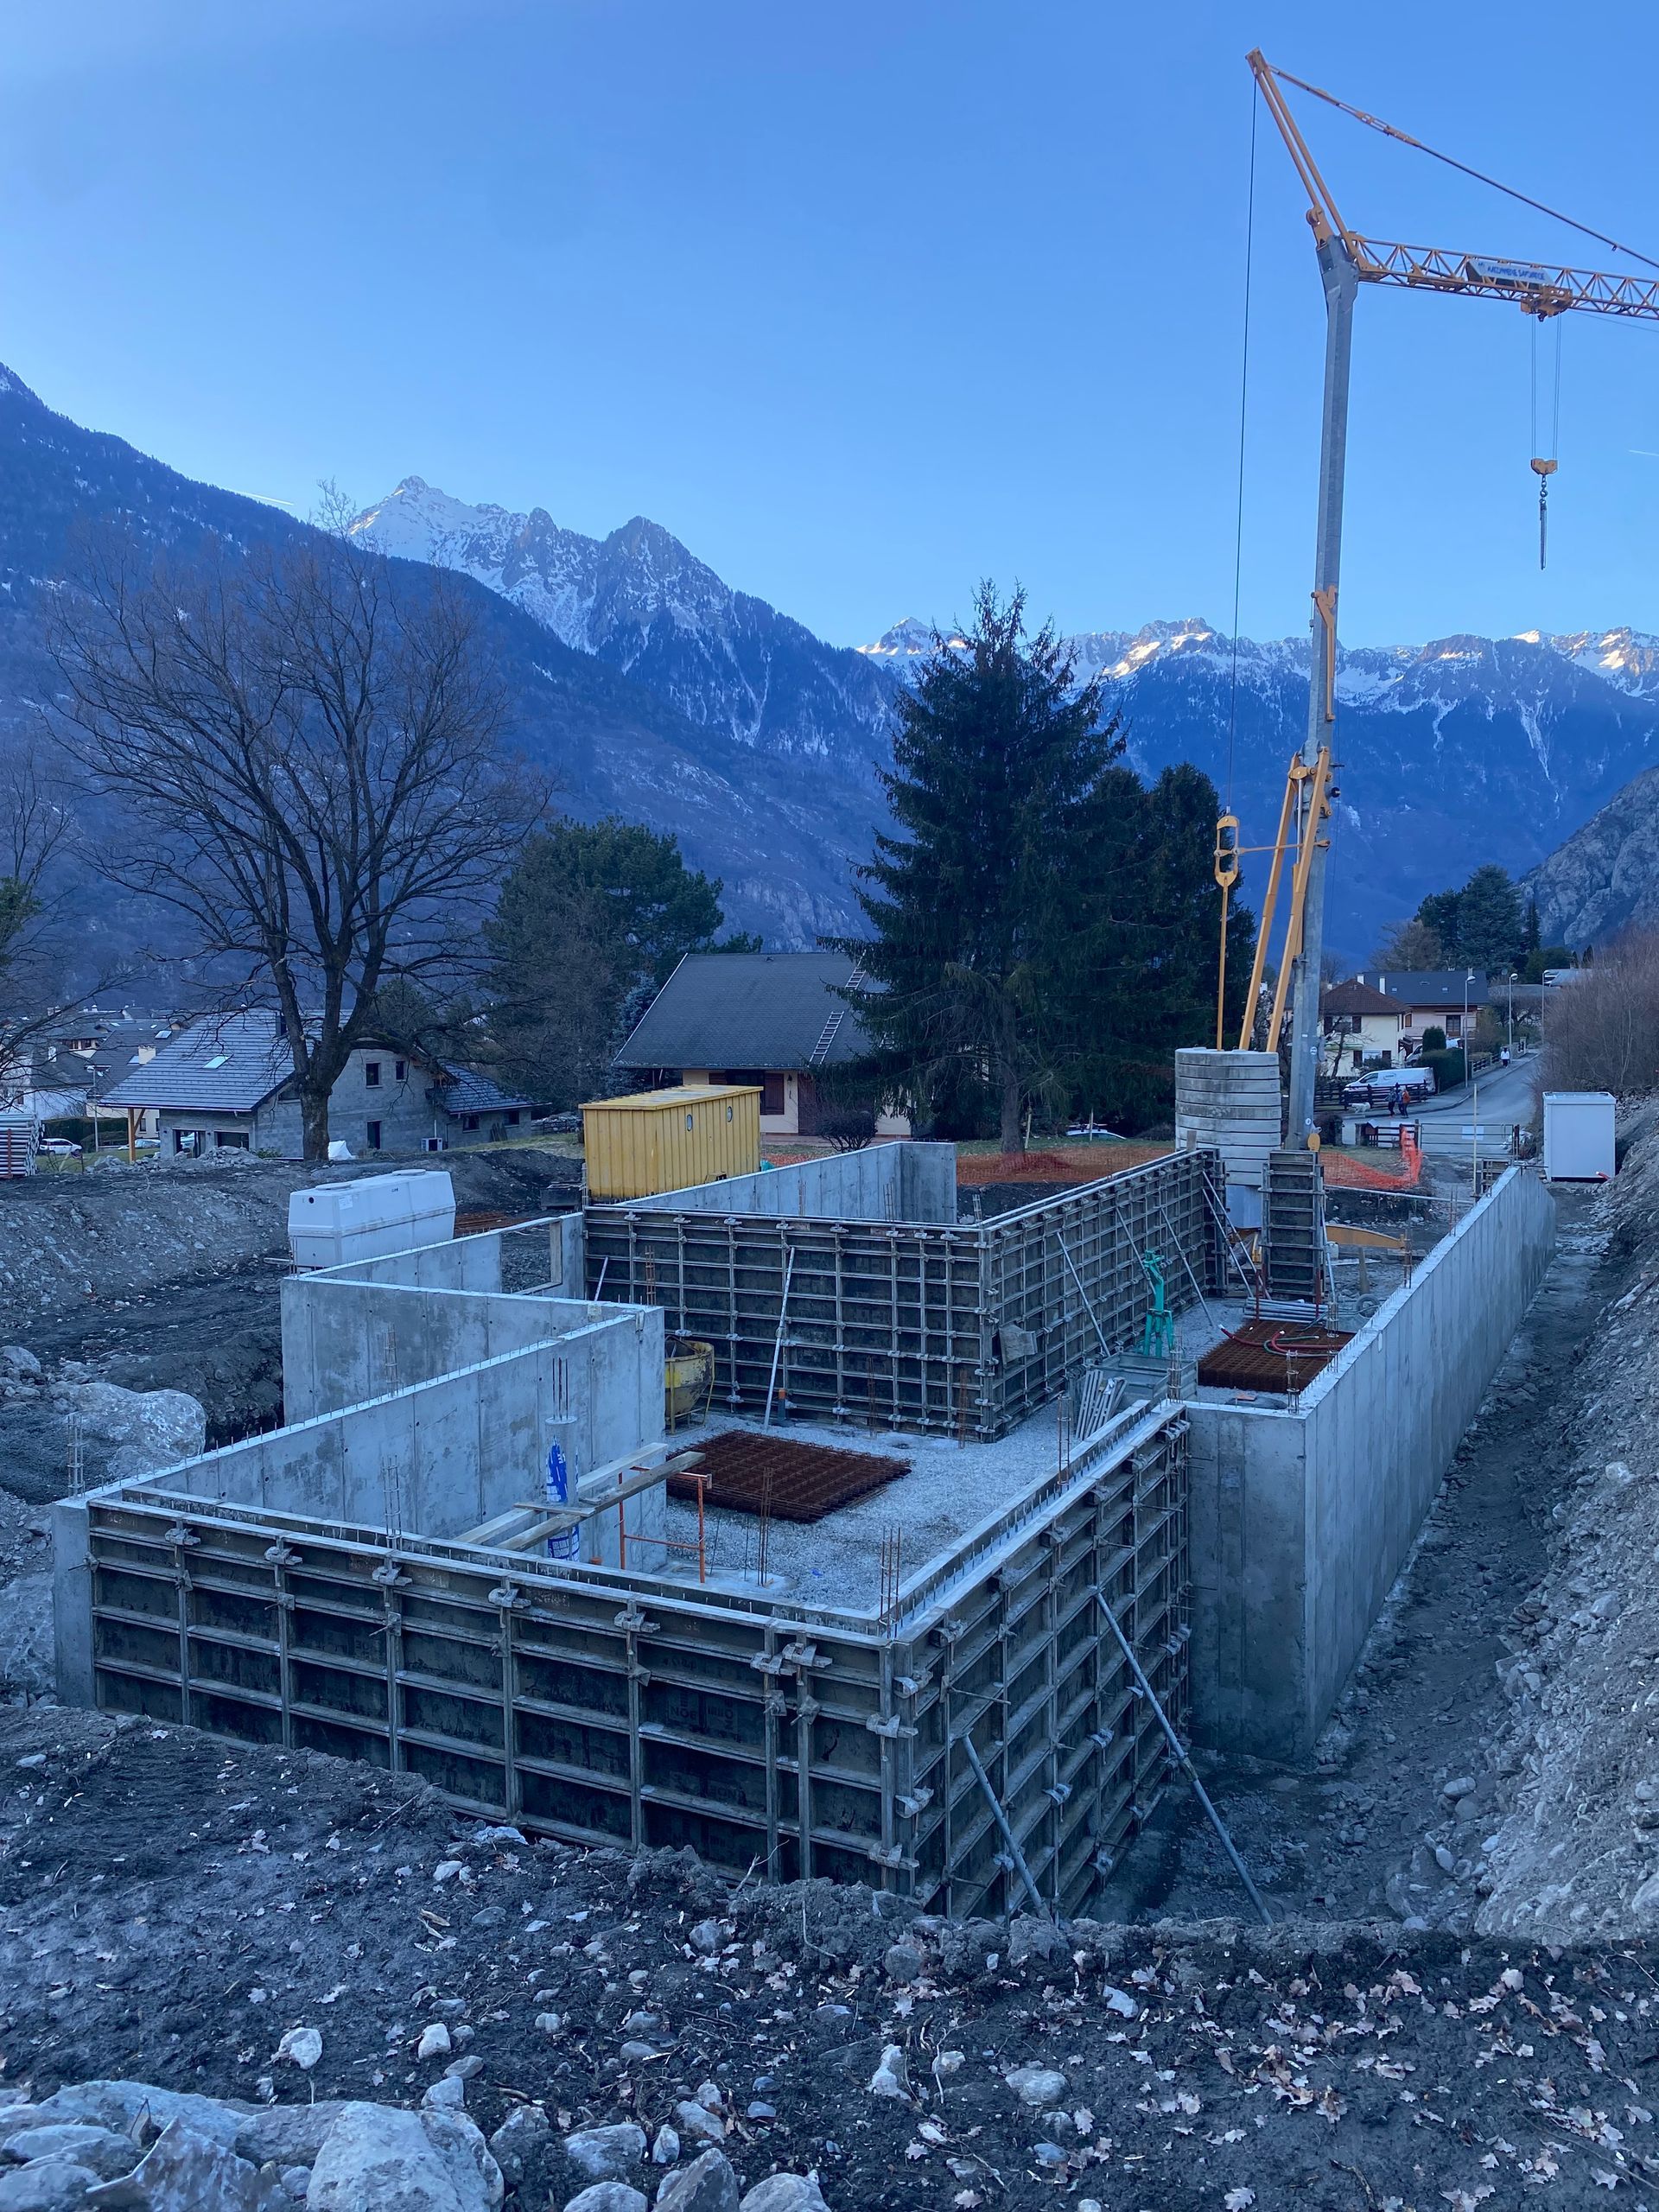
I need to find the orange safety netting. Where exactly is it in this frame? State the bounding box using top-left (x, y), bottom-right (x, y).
top-left (1321, 1128), bottom-right (1424, 1191)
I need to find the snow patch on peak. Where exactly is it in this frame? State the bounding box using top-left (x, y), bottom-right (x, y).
top-left (858, 618), bottom-right (940, 658)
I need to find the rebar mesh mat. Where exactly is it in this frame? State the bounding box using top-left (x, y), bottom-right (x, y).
top-left (1196, 1318), bottom-right (1352, 1394)
top-left (667, 1430), bottom-right (910, 1522)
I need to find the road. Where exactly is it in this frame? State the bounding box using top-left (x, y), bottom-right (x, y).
top-left (1409, 1050), bottom-right (1539, 1157)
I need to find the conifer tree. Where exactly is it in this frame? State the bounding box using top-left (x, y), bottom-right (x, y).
top-left (836, 587), bottom-right (1249, 1147)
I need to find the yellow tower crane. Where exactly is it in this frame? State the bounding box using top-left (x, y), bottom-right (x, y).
top-left (1232, 53), bottom-right (1659, 1134)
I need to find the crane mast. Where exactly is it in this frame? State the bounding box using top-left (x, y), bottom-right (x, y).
top-left (1244, 50), bottom-right (1659, 1143)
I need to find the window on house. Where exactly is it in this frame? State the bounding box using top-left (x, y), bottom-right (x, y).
top-left (506, 1108), bottom-right (522, 1125)
top-left (762, 1073), bottom-right (785, 1116)
top-left (365, 1120), bottom-right (383, 1151)
top-left (365, 1062), bottom-right (381, 1087)
top-left (463, 1115), bottom-right (479, 1131)
top-left (213, 1130), bottom-right (249, 1149)
top-left (394, 1059), bottom-right (407, 1082)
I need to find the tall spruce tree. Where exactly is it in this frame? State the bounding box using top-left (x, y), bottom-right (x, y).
top-left (836, 587), bottom-right (1249, 1148)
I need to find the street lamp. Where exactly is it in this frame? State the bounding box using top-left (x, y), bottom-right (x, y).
top-left (1507, 971), bottom-right (1516, 1058)
top-left (1465, 969), bottom-right (1478, 1198)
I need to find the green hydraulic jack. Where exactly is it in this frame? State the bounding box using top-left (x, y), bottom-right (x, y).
top-left (1139, 1249), bottom-right (1175, 1359)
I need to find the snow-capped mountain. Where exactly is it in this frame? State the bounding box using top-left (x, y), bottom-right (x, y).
top-left (350, 480), bottom-right (893, 775)
top-left (861, 612), bottom-right (1659, 948)
top-left (0, 372), bottom-right (879, 956)
top-left (348, 466), bottom-right (1659, 950)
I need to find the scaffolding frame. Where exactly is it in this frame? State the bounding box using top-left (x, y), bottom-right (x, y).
top-left (584, 1150), bottom-right (1221, 1440)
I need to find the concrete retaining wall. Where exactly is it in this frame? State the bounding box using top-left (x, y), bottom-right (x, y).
top-left (627, 1142), bottom-right (958, 1224)
top-left (1187, 1166), bottom-right (1556, 1762)
top-left (282, 1218), bottom-right (593, 1421)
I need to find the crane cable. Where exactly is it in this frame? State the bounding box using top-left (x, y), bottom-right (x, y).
top-left (1226, 77), bottom-right (1259, 819)
top-left (1269, 63), bottom-right (1659, 275)
top-left (1216, 79), bottom-right (1259, 1049)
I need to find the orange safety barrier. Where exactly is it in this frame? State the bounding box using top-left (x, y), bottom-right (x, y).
top-left (1322, 1128), bottom-right (1424, 1192)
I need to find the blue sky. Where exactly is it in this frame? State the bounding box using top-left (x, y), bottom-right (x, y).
top-left (4, 1), bottom-right (1659, 651)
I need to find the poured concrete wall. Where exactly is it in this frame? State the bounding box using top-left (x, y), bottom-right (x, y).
top-left (283, 1218), bottom-right (594, 1422)
top-left (133, 1339), bottom-right (568, 1535)
top-left (56, 1299), bottom-right (671, 1701)
top-left (1186, 1165), bottom-right (1556, 1762)
top-left (627, 1141), bottom-right (957, 1224)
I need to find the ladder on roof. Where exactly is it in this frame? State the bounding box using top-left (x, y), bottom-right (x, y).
top-left (808, 958), bottom-right (865, 1067)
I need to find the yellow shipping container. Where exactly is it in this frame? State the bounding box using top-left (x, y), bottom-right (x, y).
top-left (581, 1084), bottom-right (762, 1200)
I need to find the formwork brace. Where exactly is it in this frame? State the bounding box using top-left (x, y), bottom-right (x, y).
top-left (959, 1729), bottom-right (1050, 1918)
top-left (1093, 1587), bottom-right (1270, 1925)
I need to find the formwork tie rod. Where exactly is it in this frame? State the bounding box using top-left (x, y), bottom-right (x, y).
top-left (958, 1730), bottom-right (1052, 1921)
top-left (1093, 1589), bottom-right (1272, 1925)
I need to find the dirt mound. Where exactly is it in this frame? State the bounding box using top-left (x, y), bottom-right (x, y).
top-left (1478, 1125), bottom-right (1659, 1940)
top-left (2, 1705), bottom-right (1656, 2207)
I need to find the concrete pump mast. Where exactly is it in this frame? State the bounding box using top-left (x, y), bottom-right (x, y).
top-left (1244, 50), bottom-right (1659, 1143)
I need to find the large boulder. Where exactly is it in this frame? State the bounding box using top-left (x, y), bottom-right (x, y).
top-left (54, 1382), bottom-right (207, 1481)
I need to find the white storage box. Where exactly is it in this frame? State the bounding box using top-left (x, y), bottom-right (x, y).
top-left (1542, 1091), bottom-right (1615, 1182)
top-left (288, 1170), bottom-right (456, 1268)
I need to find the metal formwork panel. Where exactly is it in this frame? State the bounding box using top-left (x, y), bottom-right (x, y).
top-left (981, 1152), bottom-right (1218, 1429)
top-left (584, 1150), bottom-right (1220, 1440)
top-left (80, 1406), bottom-right (1189, 1919)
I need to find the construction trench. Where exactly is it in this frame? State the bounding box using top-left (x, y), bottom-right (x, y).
top-left (44, 1102), bottom-right (1560, 1936)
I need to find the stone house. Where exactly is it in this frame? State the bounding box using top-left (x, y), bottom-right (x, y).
top-left (102, 1012), bottom-right (531, 1159)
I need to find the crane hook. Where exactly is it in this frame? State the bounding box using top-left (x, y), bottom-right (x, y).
top-left (1530, 455), bottom-right (1557, 569)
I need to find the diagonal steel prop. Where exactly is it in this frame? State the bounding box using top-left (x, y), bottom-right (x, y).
top-left (1095, 1588), bottom-right (1271, 1924)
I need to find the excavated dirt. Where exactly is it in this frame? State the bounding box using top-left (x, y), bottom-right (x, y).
top-left (3, 1703), bottom-right (1658, 2210)
top-left (1478, 1123), bottom-right (1659, 1941)
top-left (0, 1147), bottom-right (582, 1476)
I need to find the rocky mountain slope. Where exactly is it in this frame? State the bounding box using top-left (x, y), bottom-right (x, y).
top-left (0, 369), bottom-right (874, 953)
top-left (351, 479), bottom-right (894, 780)
top-left (1522, 760), bottom-right (1659, 945)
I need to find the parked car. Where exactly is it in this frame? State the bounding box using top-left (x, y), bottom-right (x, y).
top-left (38, 1137), bottom-right (82, 1157)
top-left (1343, 1070), bottom-right (1434, 1112)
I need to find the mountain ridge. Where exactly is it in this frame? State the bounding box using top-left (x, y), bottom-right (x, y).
top-left (349, 477), bottom-right (1659, 953)
top-left (0, 368), bottom-right (875, 961)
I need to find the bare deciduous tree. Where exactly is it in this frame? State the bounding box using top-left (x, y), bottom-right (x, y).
top-left (48, 532), bottom-right (537, 1159)
top-left (0, 736), bottom-right (122, 1091)
top-left (1543, 931), bottom-right (1659, 1098)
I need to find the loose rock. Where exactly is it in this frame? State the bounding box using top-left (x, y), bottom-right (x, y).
top-left (563, 2123), bottom-right (647, 2182)
top-left (563, 2188), bottom-right (647, 2212)
top-left (655, 2148), bottom-right (741, 2212)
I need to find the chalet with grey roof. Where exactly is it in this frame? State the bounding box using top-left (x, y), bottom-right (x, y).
top-left (102, 1012), bottom-right (531, 1158)
top-left (614, 951), bottom-right (908, 1138)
